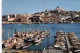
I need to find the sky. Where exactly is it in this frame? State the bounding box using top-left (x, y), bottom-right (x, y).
top-left (2, 0), bottom-right (80, 15)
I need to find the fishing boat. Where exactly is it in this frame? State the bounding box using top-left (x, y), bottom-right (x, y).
top-left (24, 39), bottom-right (34, 43)
top-left (16, 43), bottom-right (31, 49)
top-left (2, 25), bottom-right (50, 50)
top-left (35, 41), bottom-right (41, 45)
top-left (34, 37), bottom-right (41, 43)
top-left (22, 43), bottom-right (31, 49)
top-left (53, 31), bottom-right (65, 49)
top-left (16, 45), bottom-right (20, 49)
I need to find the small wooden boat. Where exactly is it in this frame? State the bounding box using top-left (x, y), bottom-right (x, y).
top-left (16, 43), bottom-right (30, 49)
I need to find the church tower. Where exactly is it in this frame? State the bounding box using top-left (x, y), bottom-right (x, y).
top-left (56, 5), bottom-right (59, 9)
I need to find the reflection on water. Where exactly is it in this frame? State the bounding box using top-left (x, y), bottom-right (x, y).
top-left (2, 23), bottom-right (80, 50)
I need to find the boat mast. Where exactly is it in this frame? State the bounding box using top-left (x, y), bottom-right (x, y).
top-left (29, 24), bottom-right (31, 31)
top-left (2, 28), bottom-right (4, 35)
top-left (23, 27), bottom-right (25, 32)
top-left (18, 24), bottom-right (21, 36)
top-left (47, 25), bottom-right (49, 53)
top-left (47, 33), bottom-right (49, 53)
top-left (22, 25), bottom-right (24, 33)
top-left (38, 26), bottom-right (40, 33)
top-left (8, 29), bottom-right (9, 38)
top-left (19, 24), bottom-right (20, 33)
top-left (23, 26), bottom-right (25, 33)
top-left (15, 28), bottom-right (17, 33)
top-left (43, 26), bottom-right (45, 31)
top-left (47, 25), bottom-right (48, 30)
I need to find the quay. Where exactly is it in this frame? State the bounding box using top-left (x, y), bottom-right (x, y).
top-left (2, 49), bottom-right (42, 53)
top-left (2, 21), bottom-right (58, 24)
top-left (2, 21), bottom-right (31, 24)
top-left (64, 32), bottom-right (72, 53)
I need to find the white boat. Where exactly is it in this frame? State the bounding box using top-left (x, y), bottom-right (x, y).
top-left (16, 43), bottom-right (31, 49)
top-left (16, 43), bottom-right (24, 49)
top-left (42, 35), bottom-right (45, 38)
top-left (35, 41), bottom-right (41, 45)
top-left (16, 46), bottom-right (20, 49)
top-left (23, 43), bottom-right (31, 49)
top-left (35, 38), bottom-right (41, 43)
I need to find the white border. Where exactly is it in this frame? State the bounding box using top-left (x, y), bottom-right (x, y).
top-left (0, 0), bottom-right (2, 53)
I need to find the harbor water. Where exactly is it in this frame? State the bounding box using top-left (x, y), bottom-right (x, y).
top-left (2, 23), bottom-right (80, 51)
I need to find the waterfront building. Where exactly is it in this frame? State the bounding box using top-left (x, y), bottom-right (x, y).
top-left (2, 6), bottom-right (80, 23)
top-left (29, 15), bottom-right (41, 23)
top-left (8, 14), bottom-right (16, 22)
top-left (8, 18), bottom-right (16, 22)
top-left (2, 15), bottom-right (8, 21)
top-left (72, 17), bottom-right (80, 22)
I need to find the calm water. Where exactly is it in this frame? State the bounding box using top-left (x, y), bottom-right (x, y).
top-left (2, 23), bottom-right (80, 51)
